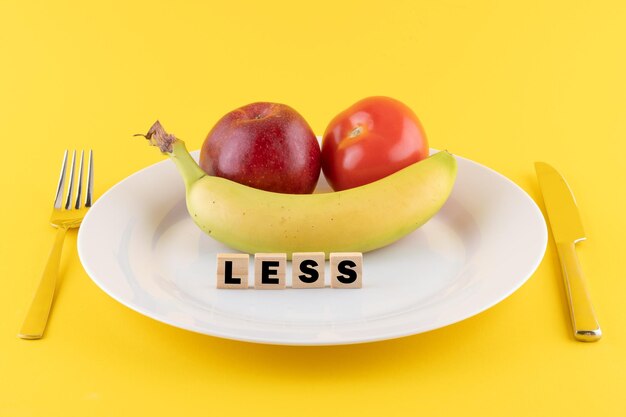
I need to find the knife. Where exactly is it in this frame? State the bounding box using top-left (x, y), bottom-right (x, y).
top-left (535, 162), bottom-right (601, 342)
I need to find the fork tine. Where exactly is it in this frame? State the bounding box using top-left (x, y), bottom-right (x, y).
top-left (53, 150), bottom-right (68, 209)
top-left (74, 150), bottom-right (85, 209)
top-left (85, 150), bottom-right (94, 207)
top-left (64, 150), bottom-right (77, 210)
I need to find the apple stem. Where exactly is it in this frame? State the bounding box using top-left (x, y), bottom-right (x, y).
top-left (136, 121), bottom-right (206, 189)
top-left (349, 126), bottom-right (363, 138)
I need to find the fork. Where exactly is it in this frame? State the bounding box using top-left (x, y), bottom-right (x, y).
top-left (18, 150), bottom-right (94, 339)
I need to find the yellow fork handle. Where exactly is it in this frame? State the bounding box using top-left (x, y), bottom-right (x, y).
top-left (556, 241), bottom-right (602, 342)
top-left (18, 227), bottom-right (68, 339)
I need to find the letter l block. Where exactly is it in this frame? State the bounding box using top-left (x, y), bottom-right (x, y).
top-left (216, 253), bottom-right (250, 289)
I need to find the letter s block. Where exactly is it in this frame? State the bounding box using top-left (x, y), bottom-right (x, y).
top-left (292, 252), bottom-right (325, 288)
top-left (330, 253), bottom-right (363, 289)
top-left (217, 253), bottom-right (250, 289)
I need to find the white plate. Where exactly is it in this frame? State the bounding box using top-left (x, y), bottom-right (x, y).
top-left (78, 150), bottom-right (547, 345)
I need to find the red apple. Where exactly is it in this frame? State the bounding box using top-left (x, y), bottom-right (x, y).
top-left (200, 102), bottom-right (321, 194)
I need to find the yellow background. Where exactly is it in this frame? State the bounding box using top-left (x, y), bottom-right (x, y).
top-left (1, 1), bottom-right (625, 416)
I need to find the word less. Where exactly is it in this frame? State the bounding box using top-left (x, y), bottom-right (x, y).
top-left (216, 252), bottom-right (363, 289)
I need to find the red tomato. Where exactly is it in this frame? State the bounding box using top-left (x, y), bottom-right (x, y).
top-left (321, 96), bottom-right (429, 191)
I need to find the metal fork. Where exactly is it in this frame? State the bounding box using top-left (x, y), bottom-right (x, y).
top-left (18, 150), bottom-right (94, 339)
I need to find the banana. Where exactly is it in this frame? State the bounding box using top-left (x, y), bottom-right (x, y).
top-left (139, 121), bottom-right (457, 259)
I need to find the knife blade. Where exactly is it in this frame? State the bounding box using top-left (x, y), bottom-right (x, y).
top-left (535, 162), bottom-right (601, 342)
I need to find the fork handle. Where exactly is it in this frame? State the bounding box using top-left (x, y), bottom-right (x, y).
top-left (556, 241), bottom-right (602, 342)
top-left (18, 227), bottom-right (68, 339)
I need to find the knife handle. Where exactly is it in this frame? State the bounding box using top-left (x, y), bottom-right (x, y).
top-left (556, 242), bottom-right (602, 342)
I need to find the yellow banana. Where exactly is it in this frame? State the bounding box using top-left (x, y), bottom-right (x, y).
top-left (139, 121), bottom-right (457, 259)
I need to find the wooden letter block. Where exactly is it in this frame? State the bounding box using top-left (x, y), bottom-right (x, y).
top-left (291, 252), bottom-right (325, 288)
top-left (216, 253), bottom-right (249, 289)
top-left (330, 252), bottom-right (363, 289)
top-left (254, 253), bottom-right (287, 289)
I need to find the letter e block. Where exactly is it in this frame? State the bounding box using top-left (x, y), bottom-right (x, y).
top-left (217, 253), bottom-right (250, 289)
top-left (292, 252), bottom-right (325, 288)
top-left (254, 253), bottom-right (287, 289)
top-left (330, 253), bottom-right (363, 289)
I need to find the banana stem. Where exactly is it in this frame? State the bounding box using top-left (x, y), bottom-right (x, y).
top-left (170, 140), bottom-right (206, 189)
top-left (137, 121), bottom-right (206, 189)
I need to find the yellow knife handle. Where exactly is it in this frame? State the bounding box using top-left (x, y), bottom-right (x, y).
top-left (556, 242), bottom-right (602, 342)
